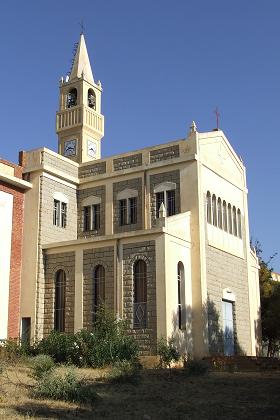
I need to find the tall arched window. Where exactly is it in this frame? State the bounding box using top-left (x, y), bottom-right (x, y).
top-left (93, 265), bottom-right (105, 320)
top-left (217, 198), bottom-right (222, 229)
top-left (223, 200), bottom-right (227, 232)
top-left (212, 195), bottom-right (217, 226)
top-left (177, 262), bottom-right (185, 330)
top-left (228, 203), bottom-right (232, 234)
top-left (133, 260), bottom-right (147, 329)
top-left (88, 89), bottom-right (96, 109)
top-left (54, 270), bottom-right (66, 332)
top-left (206, 191), bottom-right (212, 224)
top-left (237, 209), bottom-right (242, 238)
top-left (233, 206), bottom-right (237, 236)
top-left (67, 88), bottom-right (77, 108)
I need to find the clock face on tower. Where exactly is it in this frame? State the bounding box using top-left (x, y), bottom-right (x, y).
top-left (87, 139), bottom-right (97, 158)
top-left (64, 139), bottom-right (77, 157)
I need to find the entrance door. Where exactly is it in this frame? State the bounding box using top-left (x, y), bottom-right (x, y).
top-left (222, 300), bottom-right (234, 356)
top-left (21, 318), bottom-right (31, 345)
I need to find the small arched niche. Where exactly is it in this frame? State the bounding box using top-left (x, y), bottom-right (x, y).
top-left (67, 88), bottom-right (77, 108)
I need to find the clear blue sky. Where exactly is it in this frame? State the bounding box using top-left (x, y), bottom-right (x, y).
top-left (0, 0), bottom-right (279, 270)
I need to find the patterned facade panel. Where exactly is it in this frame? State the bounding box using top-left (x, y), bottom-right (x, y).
top-left (113, 178), bottom-right (143, 233)
top-left (42, 152), bottom-right (78, 178)
top-left (113, 154), bottom-right (142, 171)
top-left (77, 185), bottom-right (106, 238)
top-left (150, 145), bottom-right (179, 163)
top-left (83, 247), bottom-right (115, 330)
top-left (149, 170), bottom-right (181, 226)
top-left (43, 251), bottom-right (75, 336)
top-left (122, 241), bottom-right (157, 355)
top-left (79, 161), bottom-right (106, 178)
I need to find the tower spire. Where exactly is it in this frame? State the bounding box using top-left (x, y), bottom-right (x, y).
top-left (69, 33), bottom-right (94, 84)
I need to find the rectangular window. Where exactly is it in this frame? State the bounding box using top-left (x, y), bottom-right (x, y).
top-left (167, 190), bottom-right (175, 216)
top-left (61, 202), bottom-right (67, 228)
top-left (93, 204), bottom-right (101, 230)
top-left (128, 197), bottom-right (137, 224)
top-left (84, 206), bottom-right (91, 231)
top-left (119, 199), bottom-right (127, 226)
top-left (156, 192), bottom-right (165, 218)
top-left (53, 199), bottom-right (60, 226)
top-left (53, 199), bottom-right (67, 228)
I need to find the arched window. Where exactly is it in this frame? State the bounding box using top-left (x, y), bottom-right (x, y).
top-left (93, 265), bottom-right (105, 319)
top-left (233, 206), bottom-right (237, 236)
top-left (212, 195), bottom-right (217, 226)
top-left (133, 260), bottom-right (147, 328)
top-left (88, 89), bottom-right (96, 109)
top-left (54, 270), bottom-right (66, 332)
top-left (67, 88), bottom-right (77, 108)
top-left (237, 209), bottom-right (242, 238)
top-left (206, 191), bottom-right (212, 224)
top-left (217, 198), bottom-right (222, 229)
top-left (223, 200), bottom-right (227, 232)
top-left (228, 203), bottom-right (232, 234)
top-left (177, 262), bottom-right (185, 330)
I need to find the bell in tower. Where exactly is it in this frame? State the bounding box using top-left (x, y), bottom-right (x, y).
top-left (56, 34), bottom-right (104, 164)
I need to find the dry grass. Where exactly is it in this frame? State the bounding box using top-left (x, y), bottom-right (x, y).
top-left (0, 360), bottom-right (280, 419)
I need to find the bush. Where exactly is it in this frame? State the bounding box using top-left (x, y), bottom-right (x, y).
top-left (107, 360), bottom-right (141, 384)
top-left (32, 368), bottom-right (97, 403)
top-left (36, 308), bottom-right (139, 368)
top-left (157, 338), bottom-right (180, 368)
top-left (184, 359), bottom-right (209, 376)
top-left (29, 355), bottom-right (55, 380)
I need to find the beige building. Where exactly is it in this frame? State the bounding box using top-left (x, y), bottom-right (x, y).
top-left (20, 34), bottom-right (260, 357)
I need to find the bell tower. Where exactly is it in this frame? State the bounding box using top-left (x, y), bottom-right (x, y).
top-left (56, 34), bottom-right (104, 163)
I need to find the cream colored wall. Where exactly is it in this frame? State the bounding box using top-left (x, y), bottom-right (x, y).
top-left (248, 251), bottom-right (261, 355)
top-left (20, 174), bottom-right (41, 339)
top-left (0, 191), bottom-right (13, 339)
top-left (164, 234), bottom-right (192, 355)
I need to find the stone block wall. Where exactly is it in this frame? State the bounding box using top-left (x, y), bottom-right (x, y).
top-left (113, 178), bottom-right (143, 233)
top-left (122, 241), bottom-right (157, 355)
top-left (206, 245), bottom-right (251, 355)
top-left (77, 186), bottom-right (106, 238)
top-left (113, 154), bottom-right (142, 171)
top-left (83, 247), bottom-right (115, 330)
top-left (150, 145), bottom-right (179, 163)
top-left (149, 170), bottom-right (180, 226)
top-left (43, 251), bottom-right (75, 335)
top-left (42, 152), bottom-right (78, 178)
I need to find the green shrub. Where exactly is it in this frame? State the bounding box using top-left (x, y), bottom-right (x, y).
top-left (184, 359), bottom-right (209, 376)
top-left (29, 355), bottom-right (55, 379)
top-left (32, 368), bottom-right (97, 403)
top-left (157, 338), bottom-right (180, 368)
top-left (107, 360), bottom-right (141, 384)
top-left (36, 308), bottom-right (139, 368)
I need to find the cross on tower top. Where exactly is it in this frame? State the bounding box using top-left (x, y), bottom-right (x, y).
top-left (214, 106), bottom-right (220, 130)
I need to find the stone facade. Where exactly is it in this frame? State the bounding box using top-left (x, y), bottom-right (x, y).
top-left (206, 245), bottom-right (251, 355)
top-left (43, 251), bottom-right (75, 335)
top-left (77, 185), bottom-right (106, 237)
top-left (42, 152), bottom-right (78, 178)
top-left (113, 177), bottom-right (143, 233)
top-left (113, 154), bottom-right (142, 171)
top-left (150, 145), bottom-right (179, 163)
top-left (83, 247), bottom-right (115, 329)
top-left (122, 241), bottom-right (157, 355)
top-left (149, 170), bottom-right (180, 226)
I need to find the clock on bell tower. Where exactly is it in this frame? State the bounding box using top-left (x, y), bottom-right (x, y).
top-left (56, 33), bottom-right (104, 163)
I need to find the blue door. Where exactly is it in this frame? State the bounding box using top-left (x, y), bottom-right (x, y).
top-left (222, 300), bottom-right (234, 356)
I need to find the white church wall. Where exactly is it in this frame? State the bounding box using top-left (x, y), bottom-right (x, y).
top-left (0, 191), bottom-right (13, 340)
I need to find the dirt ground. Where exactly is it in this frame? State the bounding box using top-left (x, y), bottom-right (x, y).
top-left (0, 362), bottom-right (280, 419)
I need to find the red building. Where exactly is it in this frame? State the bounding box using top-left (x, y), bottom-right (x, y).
top-left (0, 157), bottom-right (31, 340)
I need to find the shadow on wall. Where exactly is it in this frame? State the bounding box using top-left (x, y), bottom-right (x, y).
top-left (168, 297), bottom-right (246, 357)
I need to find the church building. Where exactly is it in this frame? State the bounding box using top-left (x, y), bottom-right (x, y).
top-left (18, 34), bottom-right (260, 357)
